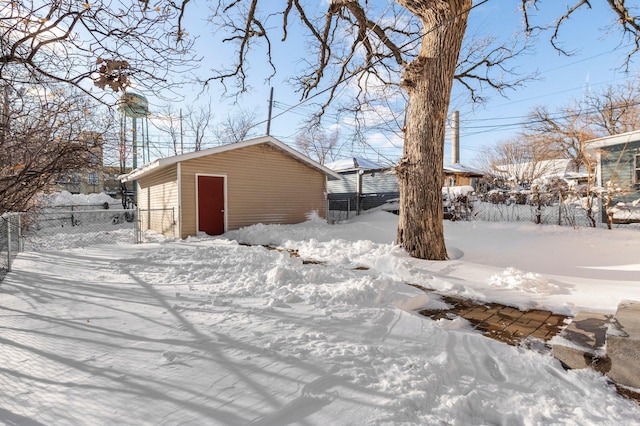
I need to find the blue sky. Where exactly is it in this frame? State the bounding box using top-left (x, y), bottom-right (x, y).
top-left (452, 1), bottom-right (637, 165)
top-left (139, 1), bottom-right (639, 167)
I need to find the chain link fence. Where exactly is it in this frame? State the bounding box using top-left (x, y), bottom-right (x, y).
top-left (135, 208), bottom-right (176, 243)
top-left (328, 189), bottom-right (613, 228)
top-left (0, 213), bottom-right (21, 279)
top-left (471, 200), bottom-right (599, 227)
top-left (0, 206), bottom-right (178, 282)
top-left (472, 190), bottom-right (603, 227)
top-left (20, 207), bottom-right (137, 251)
top-left (327, 199), bottom-right (353, 223)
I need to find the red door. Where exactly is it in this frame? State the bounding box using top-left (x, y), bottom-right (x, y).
top-left (197, 176), bottom-right (225, 235)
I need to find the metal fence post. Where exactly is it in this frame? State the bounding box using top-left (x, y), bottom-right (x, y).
top-left (17, 213), bottom-right (22, 252)
top-left (135, 208), bottom-right (140, 244)
top-left (558, 193), bottom-right (563, 226)
top-left (6, 216), bottom-right (11, 273)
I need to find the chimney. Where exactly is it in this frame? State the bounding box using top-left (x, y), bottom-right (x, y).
top-left (451, 110), bottom-right (460, 164)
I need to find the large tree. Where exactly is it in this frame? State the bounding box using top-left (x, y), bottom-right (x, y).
top-left (510, 78), bottom-right (640, 177)
top-left (585, 78), bottom-right (640, 136)
top-left (214, 110), bottom-right (260, 144)
top-left (0, 85), bottom-right (109, 213)
top-left (205, 0), bottom-right (532, 260)
top-left (524, 104), bottom-right (596, 174)
top-left (151, 102), bottom-right (215, 155)
top-left (204, 1), bottom-right (640, 260)
top-left (294, 127), bottom-right (342, 165)
top-left (475, 134), bottom-right (561, 186)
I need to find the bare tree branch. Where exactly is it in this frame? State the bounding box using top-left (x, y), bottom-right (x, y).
top-left (1, 1), bottom-right (199, 104)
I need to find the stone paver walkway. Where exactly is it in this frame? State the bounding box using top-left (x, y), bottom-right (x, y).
top-left (266, 247), bottom-right (572, 348)
top-left (409, 285), bottom-right (570, 346)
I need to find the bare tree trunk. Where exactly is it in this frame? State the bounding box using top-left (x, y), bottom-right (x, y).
top-left (396, 1), bottom-right (470, 260)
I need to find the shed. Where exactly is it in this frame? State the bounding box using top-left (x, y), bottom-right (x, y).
top-left (325, 158), bottom-right (398, 214)
top-left (443, 163), bottom-right (483, 189)
top-left (120, 135), bottom-right (341, 238)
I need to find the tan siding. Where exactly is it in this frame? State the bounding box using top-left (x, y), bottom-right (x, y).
top-left (179, 144), bottom-right (327, 237)
top-left (137, 166), bottom-right (179, 237)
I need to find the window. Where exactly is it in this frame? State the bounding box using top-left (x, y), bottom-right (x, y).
top-left (635, 153), bottom-right (640, 188)
top-left (89, 152), bottom-right (99, 166)
top-left (88, 172), bottom-right (99, 185)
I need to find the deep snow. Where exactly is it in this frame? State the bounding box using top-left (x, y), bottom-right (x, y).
top-left (1, 209), bottom-right (639, 425)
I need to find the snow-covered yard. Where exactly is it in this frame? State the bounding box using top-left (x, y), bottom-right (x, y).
top-left (1, 211), bottom-right (639, 425)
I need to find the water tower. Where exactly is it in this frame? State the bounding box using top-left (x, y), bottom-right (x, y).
top-left (119, 92), bottom-right (150, 171)
top-left (119, 92), bottom-right (149, 208)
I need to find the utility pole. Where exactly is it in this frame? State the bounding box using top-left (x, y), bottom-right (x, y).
top-left (1, 83), bottom-right (9, 164)
top-left (451, 110), bottom-right (460, 164)
top-left (266, 87), bottom-right (274, 136)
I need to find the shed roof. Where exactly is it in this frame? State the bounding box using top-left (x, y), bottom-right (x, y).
top-left (443, 163), bottom-right (483, 176)
top-left (120, 135), bottom-right (342, 182)
top-left (325, 157), bottom-right (387, 172)
top-left (585, 130), bottom-right (640, 150)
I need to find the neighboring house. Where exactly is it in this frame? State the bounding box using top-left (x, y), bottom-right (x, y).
top-left (325, 158), bottom-right (398, 213)
top-left (56, 166), bottom-right (132, 199)
top-left (443, 163), bottom-right (483, 188)
top-left (586, 130), bottom-right (640, 204)
top-left (119, 135), bottom-right (341, 238)
top-left (491, 159), bottom-right (588, 189)
top-left (326, 158), bottom-right (484, 214)
top-left (53, 132), bottom-right (132, 199)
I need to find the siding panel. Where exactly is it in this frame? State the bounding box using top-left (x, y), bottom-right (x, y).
top-left (179, 144), bottom-right (327, 237)
top-left (136, 165), bottom-right (178, 236)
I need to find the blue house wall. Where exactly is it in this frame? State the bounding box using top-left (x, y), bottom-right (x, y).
top-left (589, 133), bottom-right (640, 204)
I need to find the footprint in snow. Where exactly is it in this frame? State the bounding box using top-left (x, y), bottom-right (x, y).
top-left (162, 351), bottom-right (178, 363)
top-left (483, 355), bottom-right (506, 382)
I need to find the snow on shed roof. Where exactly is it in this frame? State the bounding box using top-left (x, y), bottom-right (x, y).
top-left (443, 163), bottom-right (484, 176)
top-left (325, 157), bottom-right (386, 172)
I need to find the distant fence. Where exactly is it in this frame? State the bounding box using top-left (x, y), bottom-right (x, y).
top-left (471, 200), bottom-right (600, 227)
top-left (472, 190), bottom-right (608, 227)
top-left (328, 190), bottom-right (612, 228)
top-left (0, 206), bottom-right (180, 281)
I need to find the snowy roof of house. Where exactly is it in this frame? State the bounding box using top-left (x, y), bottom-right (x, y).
top-left (120, 135), bottom-right (342, 182)
top-left (585, 129), bottom-right (640, 150)
top-left (324, 157), bottom-right (387, 172)
top-left (493, 159), bottom-right (586, 181)
top-left (443, 163), bottom-right (484, 176)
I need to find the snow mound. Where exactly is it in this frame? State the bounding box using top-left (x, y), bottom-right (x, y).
top-left (488, 267), bottom-right (561, 294)
top-left (39, 190), bottom-right (120, 207)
